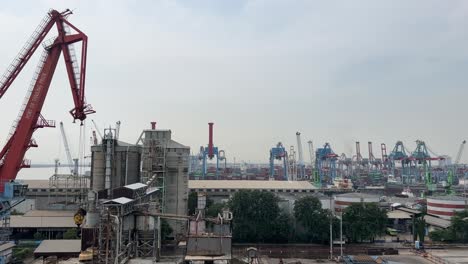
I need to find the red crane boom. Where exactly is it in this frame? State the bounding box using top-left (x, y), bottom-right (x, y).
top-left (0, 9), bottom-right (94, 188)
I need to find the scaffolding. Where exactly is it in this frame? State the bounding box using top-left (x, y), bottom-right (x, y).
top-left (140, 133), bottom-right (167, 213)
top-left (48, 172), bottom-right (88, 207)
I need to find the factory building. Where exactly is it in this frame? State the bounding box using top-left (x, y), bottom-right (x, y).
top-left (189, 180), bottom-right (321, 215)
top-left (427, 196), bottom-right (468, 220)
top-left (90, 136), bottom-right (142, 198)
top-left (138, 124), bottom-right (190, 237)
top-left (334, 192), bottom-right (381, 212)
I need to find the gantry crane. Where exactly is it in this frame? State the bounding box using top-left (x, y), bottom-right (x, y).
top-left (0, 9), bottom-right (94, 236)
top-left (269, 142), bottom-right (288, 180)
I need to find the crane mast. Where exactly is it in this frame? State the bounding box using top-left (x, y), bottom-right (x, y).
top-left (296, 132), bottom-right (305, 179)
top-left (60, 122), bottom-right (75, 175)
top-left (0, 9), bottom-right (94, 189)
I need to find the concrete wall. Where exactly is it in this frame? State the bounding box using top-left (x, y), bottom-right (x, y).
top-left (90, 141), bottom-right (141, 195)
top-left (165, 145), bottom-right (189, 236)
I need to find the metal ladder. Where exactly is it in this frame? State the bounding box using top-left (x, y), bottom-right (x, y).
top-left (0, 12), bottom-right (51, 91)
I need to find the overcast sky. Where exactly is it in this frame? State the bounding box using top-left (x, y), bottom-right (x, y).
top-left (1, 0), bottom-right (468, 178)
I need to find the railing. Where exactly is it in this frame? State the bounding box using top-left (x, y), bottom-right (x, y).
top-left (4, 49), bottom-right (48, 146)
top-left (0, 12), bottom-right (51, 91)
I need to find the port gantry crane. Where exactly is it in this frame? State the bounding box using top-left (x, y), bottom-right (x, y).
top-left (0, 9), bottom-right (94, 233)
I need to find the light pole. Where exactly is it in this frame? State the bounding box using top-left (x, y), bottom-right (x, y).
top-left (334, 213), bottom-right (343, 259)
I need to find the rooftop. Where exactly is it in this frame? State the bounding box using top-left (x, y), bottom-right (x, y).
top-left (103, 197), bottom-right (134, 205)
top-left (0, 242), bottom-right (14, 252)
top-left (335, 192), bottom-right (380, 199)
top-left (424, 215), bottom-right (451, 229)
top-left (427, 196), bottom-right (468, 201)
top-left (123, 182), bottom-right (147, 190)
top-left (188, 180), bottom-right (317, 190)
top-left (34, 240), bottom-right (80, 254)
top-left (23, 210), bottom-right (75, 217)
top-left (10, 215), bottom-right (76, 228)
top-left (387, 210), bottom-right (412, 219)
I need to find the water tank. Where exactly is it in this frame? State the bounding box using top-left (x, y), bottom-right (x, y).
top-left (427, 196), bottom-right (468, 220)
top-left (334, 193), bottom-right (380, 213)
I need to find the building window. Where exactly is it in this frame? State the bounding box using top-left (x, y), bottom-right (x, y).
top-left (31, 189), bottom-right (38, 192)
top-left (41, 189), bottom-right (47, 192)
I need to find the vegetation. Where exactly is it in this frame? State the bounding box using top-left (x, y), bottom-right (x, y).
top-left (206, 202), bottom-right (226, 218)
top-left (63, 228), bottom-right (79, 239)
top-left (12, 247), bottom-right (33, 262)
top-left (294, 196), bottom-right (338, 243)
top-left (342, 203), bottom-right (387, 243)
top-left (228, 190), bottom-right (291, 243)
top-left (429, 210), bottom-right (468, 243)
top-left (188, 191), bottom-right (198, 215)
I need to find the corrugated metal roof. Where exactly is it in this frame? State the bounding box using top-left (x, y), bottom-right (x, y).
top-left (424, 215), bottom-right (451, 229)
top-left (22, 179), bottom-right (90, 189)
top-left (23, 210), bottom-right (75, 217)
top-left (0, 242), bottom-right (14, 252)
top-left (34, 240), bottom-right (80, 254)
top-left (335, 192), bottom-right (380, 199)
top-left (103, 197), bottom-right (134, 205)
top-left (124, 182), bottom-right (147, 190)
top-left (387, 210), bottom-right (412, 219)
top-left (10, 215), bottom-right (76, 228)
top-left (397, 207), bottom-right (422, 215)
top-left (167, 140), bottom-right (189, 149)
top-left (188, 180), bottom-right (316, 190)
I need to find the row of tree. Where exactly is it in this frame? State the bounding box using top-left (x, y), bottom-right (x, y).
top-left (189, 190), bottom-right (388, 243)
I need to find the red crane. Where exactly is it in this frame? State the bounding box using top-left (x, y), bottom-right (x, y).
top-left (0, 9), bottom-right (94, 189)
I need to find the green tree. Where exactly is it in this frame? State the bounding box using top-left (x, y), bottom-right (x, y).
top-left (342, 203), bottom-right (387, 243)
top-left (429, 210), bottom-right (468, 243)
top-left (294, 196), bottom-right (337, 243)
top-left (414, 218), bottom-right (426, 242)
top-left (206, 202), bottom-right (226, 218)
top-left (63, 228), bottom-right (79, 239)
top-left (449, 210), bottom-right (468, 242)
top-left (228, 190), bottom-right (290, 243)
top-left (188, 192), bottom-right (198, 215)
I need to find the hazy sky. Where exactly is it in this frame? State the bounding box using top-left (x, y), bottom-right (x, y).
top-left (1, 0), bottom-right (468, 178)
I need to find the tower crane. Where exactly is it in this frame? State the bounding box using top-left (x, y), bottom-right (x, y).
top-left (60, 121), bottom-right (76, 175)
top-left (91, 119), bottom-right (103, 140)
top-left (307, 140), bottom-right (314, 167)
top-left (296, 132), bottom-right (305, 179)
top-left (455, 140), bottom-right (466, 165)
top-left (446, 140), bottom-right (466, 194)
top-left (0, 9), bottom-right (94, 238)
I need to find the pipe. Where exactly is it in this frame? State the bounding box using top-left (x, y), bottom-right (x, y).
top-left (208, 122), bottom-right (214, 159)
top-left (151, 121), bottom-right (157, 130)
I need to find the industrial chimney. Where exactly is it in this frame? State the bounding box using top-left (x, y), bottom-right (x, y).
top-left (208, 122), bottom-right (214, 159)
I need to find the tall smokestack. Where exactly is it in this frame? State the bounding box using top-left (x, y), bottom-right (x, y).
top-left (151, 122), bottom-right (157, 130)
top-left (208, 122), bottom-right (214, 159)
